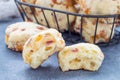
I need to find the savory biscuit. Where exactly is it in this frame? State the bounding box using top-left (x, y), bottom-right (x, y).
top-left (23, 29), bottom-right (65, 69)
top-left (74, 0), bottom-right (117, 43)
top-left (74, 18), bottom-right (115, 43)
top-left (5, 22), bottom-right (47, 51)
top-left (35, 0), bottom-right (76, 32)
top-left (74, 0), bottom-right (118, 15)
top-left (58, 43), bottom-right (104, 72)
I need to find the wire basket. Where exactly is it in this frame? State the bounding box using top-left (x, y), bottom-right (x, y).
top-left (15, 0), bottom-right (120, 46)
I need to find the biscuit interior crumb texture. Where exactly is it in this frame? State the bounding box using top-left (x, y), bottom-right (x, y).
top-left (58, 43), bottom-right (104, 72)
top-left (23, 29), bottom-right (65, 69)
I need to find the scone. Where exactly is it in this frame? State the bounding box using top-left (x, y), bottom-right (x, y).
top-left (74, 0), bottom-right (119, 25)
top-left (23, 29), bottom-right (65, 69)
top-left (35, 0), bottom-right (76, 32)
top-left (58, 43), bottom-right (104, 72)
top-left (5, 22), bottom-right (47, 51)
top-left (74, 0), bottom-right (117, 43)
top-left (74, 18), bottom-right (115, 43)
top-left (74, 0), bottom-right (118, 15)
top-left (74, 0), bottom-right (118, 24)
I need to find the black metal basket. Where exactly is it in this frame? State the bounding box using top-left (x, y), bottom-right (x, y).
top-left (15, 0), bottom-right (120, 46)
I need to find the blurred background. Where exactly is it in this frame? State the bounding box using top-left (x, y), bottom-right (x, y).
top-left (0, 0), bottom-right (20, 22)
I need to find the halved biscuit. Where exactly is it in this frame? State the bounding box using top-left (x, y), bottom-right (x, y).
top-left (58, 43), bottom-right (104, 72)
top-left (23, 29), bottom-right (65, 69)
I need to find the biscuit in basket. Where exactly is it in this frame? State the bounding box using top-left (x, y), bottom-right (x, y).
top-left (35, 0), bottom-right (76, 32)
top-left (23, 29), bottom-right (65, 69)
top-left (74, 0), bottom-right (118, 23)
top-left (73, 0), bottom-right (117, 43)
top-left (21, 0), bottom-right (37, 23)
top-left (5, 22), bottom-right (47, 51)
top-left (74, 18), bottom-right (115, 43)
top-left (74, 0), bottom-right (118, 14)
top-left (58, 43), bottom-right (104, 72)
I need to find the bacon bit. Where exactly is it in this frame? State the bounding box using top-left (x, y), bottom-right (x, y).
top-left (33, 0), bottom-right (36, 4)
top-left (30, 8), bottom-right (35, 14)
top-left (100, 30), bottom-right (106, 37)
top-left (40, 19), bottom-right (43, 22)
top-left (52, 0), bottom-right (62, 4)
top-left (30, 50), bottom-right (33, 52)
top-left (26, 18), bottom-right (33, 22)
top-left (72, 48), bottom-right (79, 52)
top-left (22, 0), bottom-right (26, 2)
top-left (99, 19), bottom-right (106, 23)
top-left (51, 13), bottom-right (53, 16)
top-left (50, 4), bottom-right (54, 7)
top-left (37, 26), bottom-right (44, 30)
top-left (92, 21), bottom-right (96, 25)
top-left (52, 0), bottom-right (57, 3)
top-left (66, 5), bottom-right (69, 9)
top-left (84, 8), bottom-right (90, 14)
top-left (21, 28), bottom-right (26, 31)
top-left (66, 0), bottom-right (73, 6)
top-left (46, 40), bottom-right (54, 45)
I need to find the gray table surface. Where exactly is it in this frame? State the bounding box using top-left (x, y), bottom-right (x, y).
top-left (0, 18), bottom-right (120, 80)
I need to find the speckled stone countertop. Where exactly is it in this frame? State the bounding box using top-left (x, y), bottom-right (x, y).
top-left (0, 18), bottom-right (120, 80)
